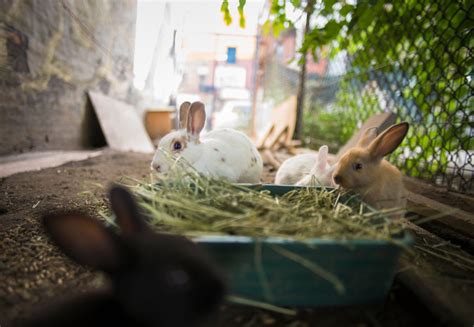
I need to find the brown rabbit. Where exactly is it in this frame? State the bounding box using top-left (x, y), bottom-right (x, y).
top-left (332, 122), bottom-right (409, 213)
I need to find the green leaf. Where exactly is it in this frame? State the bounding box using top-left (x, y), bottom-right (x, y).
top-left (323, 0), bottom-right (337, 14)
top-left (220, 0), bottom-right (232, 25)
top-left (273, 22), bottom-right (284, 37)
top-left (324, 20), bottom-right (342, 39)
top-left (289, 0), bottom-right (301, 7)
top-left (238, 0), bottom-right (246, 28)
top-left (340, 4), bottom-right (354, 17)
top-left (262, 20), bottom-right (272, 36)
top-left (239, 16), bottom-right (246, 28)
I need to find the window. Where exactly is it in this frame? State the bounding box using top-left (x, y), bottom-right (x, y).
top-left (227, 47), bottom-right (236, 64)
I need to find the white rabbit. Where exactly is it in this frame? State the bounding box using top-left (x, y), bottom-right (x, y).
top-left (151, 101), bottom-right (263, 183)
top-left (274, 145), bottom-right (335, 187)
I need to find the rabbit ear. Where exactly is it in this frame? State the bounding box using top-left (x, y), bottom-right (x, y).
top-left (109, 185), bottom-right (149, 236)
top-left (187, 102), bottom-right (206, 138)
top-left (367, 122), bottom-right (409, 160)
top-left (43, 213), bottom-right (121, 272)
top-left (357, 127), bottom-right (379, 148)
top-left (316, 145), bottom-right (329, 171)
top-left (179, 101), bottom-right (191, 129)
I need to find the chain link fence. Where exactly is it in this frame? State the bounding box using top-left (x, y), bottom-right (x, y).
top-left (261, 0), bottom-right (473, 194)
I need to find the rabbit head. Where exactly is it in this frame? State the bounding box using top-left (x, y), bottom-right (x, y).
top-left (332, 122), bottom-right (409, 190)
top-left (295, 145), bottom-right (335, 187)
top-left (43, 185), bottom-right (225, 326)
top-left (151, 101), bottom-right (206, 173)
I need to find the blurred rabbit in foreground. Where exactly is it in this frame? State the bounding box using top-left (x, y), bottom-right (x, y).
top-left (23, 185), bottom-right (226, 327)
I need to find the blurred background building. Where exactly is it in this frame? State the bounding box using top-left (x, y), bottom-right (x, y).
top-left (133, 0), bottom-right (265, 133)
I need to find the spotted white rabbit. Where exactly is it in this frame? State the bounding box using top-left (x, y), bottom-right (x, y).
top-left (151, 101), bottom-right (263, 183)
top-left (274, 145), bottom-right (335, 187)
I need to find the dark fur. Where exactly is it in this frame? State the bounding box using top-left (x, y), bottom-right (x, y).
top-left (21, 186), bottom-right (226, 327)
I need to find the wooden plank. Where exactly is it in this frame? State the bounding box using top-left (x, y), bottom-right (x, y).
top-left (257, 96), bottom-right (297, 150)
top-left (404, 176), bottom-right (474, 213)
top-left (335, 112), bottom-right (397, 158)
top-left (88, 91), bottom-right (154, 153)
top-left (282, 96), bottom-right (297, 145)
top-left (397, 266), bottom-right (473, 326)
top-left (256, 125), bottom-right (273, 149)
top-left (406, 190), bottom-right (474, 237)
top-left (266, 125), bottom-right (287, 149)
top-left (289, 140), bottom-right (302, 147)
top-left (262, 149), bottom-right (281, 170)
top-left (397, 220), bottom-right (474, 326)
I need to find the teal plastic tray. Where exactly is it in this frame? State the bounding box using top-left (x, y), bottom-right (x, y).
top-left (194, 184), bottom-right (412, 307)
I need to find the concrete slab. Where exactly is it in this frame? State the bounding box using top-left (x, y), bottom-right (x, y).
top-left (0, 150), bottom-right (103, 178)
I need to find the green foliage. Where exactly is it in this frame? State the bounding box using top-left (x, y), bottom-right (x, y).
top-left (238, 0), bottom-right (247, 28)
top-left (220, 0), bottom-right (232, 25)
top-left (303, 79), bottom-right (381, 151)
top-left (262, 59), bottom-right (297, 104)
top-left (341, 0), bottom-right (472, 187)
top-left (221, 0), bottom-right (247, 28)
top-left (302, 108), bottom-right (350, 151)
top-left (221, 0), bottom-right (472, 191)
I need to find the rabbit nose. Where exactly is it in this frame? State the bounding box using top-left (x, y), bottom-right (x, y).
top-left (333, 175), bottom-right (342, 184)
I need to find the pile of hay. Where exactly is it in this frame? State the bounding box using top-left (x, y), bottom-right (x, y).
top-left (121, 162), bottom-right (406, 243)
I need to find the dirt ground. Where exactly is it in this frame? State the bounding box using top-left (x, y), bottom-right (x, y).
top-left (0, 150), bottom-right (443, 326)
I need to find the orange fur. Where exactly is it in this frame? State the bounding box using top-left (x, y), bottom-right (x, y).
top-left (333, 123), bottom-right (409, 215)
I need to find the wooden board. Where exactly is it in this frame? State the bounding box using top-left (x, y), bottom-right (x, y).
top-left (404, 176), bottom-right (474, 213)
top-left (397, 220), bottom-right (474, 326)
top-left (406, 190), bottom-right (474, 237)
top-left (88, 91), bottom-right (154, 153)
top-left (261, 149), bottom-right (281, 170)
top-left (257, 96), bottom-right (297, 150)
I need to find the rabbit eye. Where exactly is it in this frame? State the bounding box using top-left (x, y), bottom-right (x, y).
top-left (173, 142), bottom-right (182, 151)
top-left (353, 163), bottom-right (363, 170)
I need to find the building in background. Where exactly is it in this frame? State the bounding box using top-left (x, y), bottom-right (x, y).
top-left (134, 0), bottom-right (265, 132)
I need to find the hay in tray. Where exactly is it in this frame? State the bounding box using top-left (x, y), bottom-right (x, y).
top-left (123, 159), bottom-right (406, 243)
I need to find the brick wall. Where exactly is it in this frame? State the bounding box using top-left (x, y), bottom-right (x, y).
top-left (0, 0), bottom-right (138, 155)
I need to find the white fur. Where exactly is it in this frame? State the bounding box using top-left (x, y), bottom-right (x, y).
top-left (151, 128), bottom-right (263, 183)
top-left (274, 145), bottom-right (335, 187)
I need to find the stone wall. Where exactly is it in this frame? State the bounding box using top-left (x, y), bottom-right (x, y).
top-left (0, 0), bottom-right (137, 155)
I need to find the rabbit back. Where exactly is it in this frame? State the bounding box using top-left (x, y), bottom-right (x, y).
top-left (275, 153), bottom-right (318, 185)
top-left (197, 128), bottom-right (263, 183)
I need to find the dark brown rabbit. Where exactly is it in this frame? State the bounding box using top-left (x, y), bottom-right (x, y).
top-left (21, 186), bottom-right (226, 327)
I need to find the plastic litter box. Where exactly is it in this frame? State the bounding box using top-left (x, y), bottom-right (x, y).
top-left (195, 184), bottom-right (412, 307)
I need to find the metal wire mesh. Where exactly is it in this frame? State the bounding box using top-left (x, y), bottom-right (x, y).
top-left (261, 0), bottom-right (473, 193)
